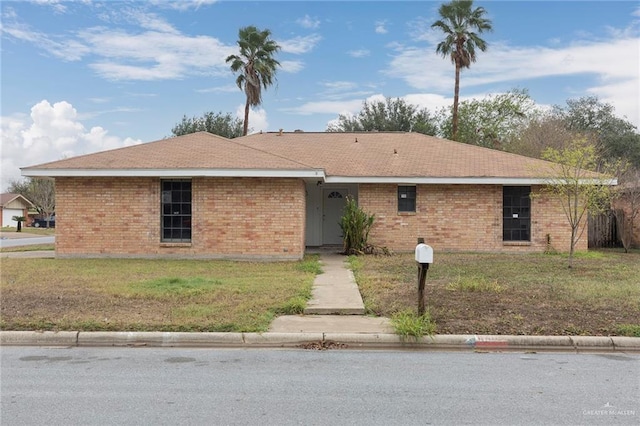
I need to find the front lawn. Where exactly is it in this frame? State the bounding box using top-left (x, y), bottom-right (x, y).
top-left (0, 256), bottom-right (319, 332)
top-left (350, 250), bottom-right (640, 336)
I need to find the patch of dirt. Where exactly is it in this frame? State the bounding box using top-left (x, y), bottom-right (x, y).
top-left (0, 286), bottom-right (171, 329)
top-left (357, 253), bottom-right (640, 336)
top-left (365, 280), bottom-right (639, 336)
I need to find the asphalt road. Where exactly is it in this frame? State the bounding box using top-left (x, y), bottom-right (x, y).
top-left (1, 347), bottom-right (638, 425)
top-left (0, 235), bottom-right (54, 248)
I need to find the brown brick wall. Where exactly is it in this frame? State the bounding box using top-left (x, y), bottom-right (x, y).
top-left (55, 177), bottom-right (306, 260)
top-left (358, 184), bottom-right (587, 253)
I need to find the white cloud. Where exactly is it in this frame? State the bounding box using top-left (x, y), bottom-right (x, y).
top-left (403, 93), bottom-right (452, 112)
top-left (78, 26), bottom-right (234, 80)
top-left (2, 6), bottom-right (315, 83)
top-left (147, 0), bottom-right (217, 11)
top-left (1, 22), bottom-right (90, 61)
top-left (196, 84), bottom-right (239, 94)
top-left (125, 10), bottom-right (180, 34)
top-left (316, 81), bottom-right (375, 101)
top-left (297, 14), bottom-right (320, 30)
top-left (348, 49), bottom-right (370, 58)
top-left (283, 98), bottom-right (369, 116)
top-left (235, 104), bottom-right (268, 134)
top-left (322, 81), bottom-right (358, 92)
top-left (375, 20), bottom-right (388, 34)
top-left (279, 34), bottom-right (322, 54)
top-left (2, 13), bottom-right (233, 81)
top-left (385, 35), bottom-right (640, 126)
top-left (32, 0), bottom-right (67, 14)
top-left (280, 60), bottom-right (304, 73)
top-left (0, 100), bottom-right (142, 190)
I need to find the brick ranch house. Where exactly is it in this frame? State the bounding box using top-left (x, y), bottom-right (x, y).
top-left (22, 131), bottom-right (613, 260)
top-left (0, 193), bottom-right (34, 228)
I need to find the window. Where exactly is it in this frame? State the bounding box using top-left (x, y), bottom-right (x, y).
top-left (398, 186), bottom-right (416, 212)
top-left (503, 186), bottom-right (531, 241)
top-left (161, 179), bottom-right (192, 242)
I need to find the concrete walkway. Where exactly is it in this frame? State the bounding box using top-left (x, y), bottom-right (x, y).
top-left (269, 253), bottom-right (394, 334)
top-left (305, 254), bottom-right (365, 315)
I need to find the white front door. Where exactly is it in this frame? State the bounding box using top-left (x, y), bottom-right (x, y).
top-left (322, 189), bottom-right (347, 245)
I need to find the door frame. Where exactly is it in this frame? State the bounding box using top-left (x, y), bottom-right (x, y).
top-left (322, 187), bottom-right (349, 245)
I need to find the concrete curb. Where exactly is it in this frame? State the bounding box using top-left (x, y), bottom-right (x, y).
top-left (2, 331), bottom-right (639, 352)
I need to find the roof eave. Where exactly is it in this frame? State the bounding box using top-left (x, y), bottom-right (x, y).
top-left (21, 169), bottom-right (617, 186)
top-left (325, 176), bottom-right (618, 185)
top-left (21, 168), bottom-right (327, 179)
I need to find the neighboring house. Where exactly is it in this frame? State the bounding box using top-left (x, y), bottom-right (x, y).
top-left (21, 131), bottom-right (613, 260)
top-left (0, 193), bottom-right (34, 228)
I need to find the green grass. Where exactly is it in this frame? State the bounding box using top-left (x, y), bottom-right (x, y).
top-left (1, 227), bottom-right (55, 236)
top-left (390, 309), bottom-right (436, 338)
top-left (0, 244), bottom-right (55, 253)
top-left (132, 277), bottom-right (224, 297)
top-left (0, 255), bottom-right (319, 332)
top-left (616, 324), bottom-right (640, 337)
top-left (445, 275), bottom-right (505, 293)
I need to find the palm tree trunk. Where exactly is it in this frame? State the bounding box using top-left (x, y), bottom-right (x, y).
top-left (452, 62), bottom-right (461, 141)
top-left (243, 98), bottom-right (250, 136)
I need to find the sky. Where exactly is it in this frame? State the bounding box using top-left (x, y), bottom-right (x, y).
top-left (1, 0), bottom-right (639, 189)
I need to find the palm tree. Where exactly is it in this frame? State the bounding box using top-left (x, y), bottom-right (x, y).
top-left (226, 26), bottom-right (281, 136)
top-left (431, 0), bottom-right (492, 141)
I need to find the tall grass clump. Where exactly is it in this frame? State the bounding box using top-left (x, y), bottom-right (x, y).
top-left (340, 195), bottom-right (375, 255)
top-left (391, 309), bottom-right (436, 339)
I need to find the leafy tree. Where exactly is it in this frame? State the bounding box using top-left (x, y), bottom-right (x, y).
top-left (553, 96), bottom-right (640, 168)
top-left (508, 113), bottom-right (575, 159)
top-left (539, 138), bottom-right (612, 268)
top-left (439, 88), bottom-right (538, 149)
top-left (431, 0), bottom-right (492, 141)
top-left (327, 97), bottom-right (438, 135)
top-left (8, 178), bottom-right (55, 227)
top-left (6, 178), bottom-right (31, 197)
top-left (171, 111), bottom-right (244, 138)
top-left (226, 26), bottom-right (281, 136)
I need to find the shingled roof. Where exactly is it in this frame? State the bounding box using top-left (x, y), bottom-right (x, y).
top-left (22, 131), bottom-right (612, 185)
top-left (0, 193), bottom-right (34, 208)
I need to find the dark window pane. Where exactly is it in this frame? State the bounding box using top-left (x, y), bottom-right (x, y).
top-left (161, 180), bottom-right (192, 242)
top-left (503, 186), bottom-right (531, 242)
top-left (398, 186), bottom-right (416, 212)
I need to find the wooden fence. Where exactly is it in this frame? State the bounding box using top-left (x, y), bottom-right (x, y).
top-left (588, 210), bottom-right (621, 248)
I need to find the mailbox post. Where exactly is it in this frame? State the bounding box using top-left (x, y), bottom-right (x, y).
top-left (415, 243), bottom-right (433, 316)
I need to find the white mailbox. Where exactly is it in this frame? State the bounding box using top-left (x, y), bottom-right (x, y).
top-left (415, 243), bottom-right (433, 264)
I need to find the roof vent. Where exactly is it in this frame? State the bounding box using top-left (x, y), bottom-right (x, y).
top-left (355, 137), bottom-right (358, 143)
top-left (278, 128), bottom-right (283, 136)
top-left (393, 149), bottom-right (398, 155)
